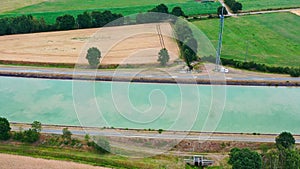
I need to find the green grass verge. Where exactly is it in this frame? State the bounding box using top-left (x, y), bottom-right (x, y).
top-left (237, 0), bottom-right (300, 11)
top-left (0, 142), bottom-right (183, 169)
top-left (0, 0), bottom-right (220, 24)
top-left (193, 12), bottom-right (300, 67)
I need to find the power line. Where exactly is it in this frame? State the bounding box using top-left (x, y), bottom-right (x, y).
top-left (215, 7), bottom-right (225, 71)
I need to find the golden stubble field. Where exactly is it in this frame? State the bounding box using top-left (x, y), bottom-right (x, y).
top-left (0, 153), bottom-right (109, 169)
top-left (0, 0), bottom-right (46, 13)
top-left (0, 23), bottom-right (179, 66)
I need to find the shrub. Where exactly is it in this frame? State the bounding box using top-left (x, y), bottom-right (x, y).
top-left (22, 129), bottom-right (40, 143)
top-left (88, 137), bottom-right (111, 154)
top-left (13, 131), bottom-right (24, 141)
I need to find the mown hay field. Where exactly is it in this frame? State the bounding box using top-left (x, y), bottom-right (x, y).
top-left (193, 12), bottom-right (300, 67)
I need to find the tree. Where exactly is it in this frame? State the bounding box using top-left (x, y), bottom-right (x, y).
top-left (77, 12), bottom-right (92, 28)
top-left (86, 47), bottom-right (101, 68)
top-left (149, 4), bottom-right (169, 13)
top-left (276, 131), bottom-right (295, 149)
top-left (228, 148), bottom-right (262, 169)
top-left (217, 6), bottom-right (228, 15)
top-left (56, 14), bottom-right (75, 30)
top-left (232, 2), bottom-right (242, 13)
top-left (0, 117), bottom-right (11, 140)
top-left (171, 7), bottom-right (186, 17)
top-left (157, 48), bottom-right (170, 66)
top-left (62, 127), bottom-right (72, 142)
top-left (31, 121), bottom-right (42, 132)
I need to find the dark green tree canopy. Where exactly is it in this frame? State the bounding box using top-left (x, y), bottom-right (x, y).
top-left (228, 148), bottom-right (262, 169)
top-left (217, 6), bottom-right (228, 15)
top-left (0, 117), bottom-right (11, 140)
top-left (149, 4), bottom-right (169, 13)
top-left (157, 48), bottom-right (170, 66)
top-left (56, 14), bottom-right (75, 30)
top-left (232, 2), bottom-right (243, 13)
top-left (31, 121), bottom-right (42, 132)
top-left (276, 131), bottom-right (295, 149)
top-left (77, 12), bottom-right (92, 28)
top-left (86, 47), bottom-right (101, 68)
top-left (171, 7), bottom-right (186, 17)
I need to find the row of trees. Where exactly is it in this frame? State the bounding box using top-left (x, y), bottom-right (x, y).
top-left (136, 4), bottom-right (186, 24)
top-left (174, 19), bottom-right (198, 70)
top-left (224, 0), bottom-right (243, 13)
top-left (220, 58), bottom-right (300, 77)
top-left (228, 131), bottom-right (300, 169)
top-left (0, 4), bottom-right (187, 36)
top-left (202, 56), bottom-right (300, 77)
top-left (0, 10), bottom-right (123, 36)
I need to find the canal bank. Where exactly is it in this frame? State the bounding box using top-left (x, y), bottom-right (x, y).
top-left (0, 65), bottom-right (300, 86)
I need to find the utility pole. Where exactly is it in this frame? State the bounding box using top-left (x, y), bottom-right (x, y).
top-left (215, 6), bottom-right (225, 71)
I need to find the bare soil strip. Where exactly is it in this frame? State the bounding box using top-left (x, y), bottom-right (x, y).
top-left (291, 9), bottom-right (300, 16)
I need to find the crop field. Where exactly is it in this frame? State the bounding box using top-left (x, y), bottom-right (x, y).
top-left (237, 0), bottom-right (300, 11)
top-left (0, 23), bottom-right (179, 66)
top-left (194, 12), bottom-right (300, 67)
top-left (0, 0), bottom-right (220, 24)
top-left (0, 0), bottom-right (46, 13)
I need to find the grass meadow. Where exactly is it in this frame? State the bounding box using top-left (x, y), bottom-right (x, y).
top-left (238, 0), bottom-right (300, 11)
top-left (193, 12), bottom-right (300, 67)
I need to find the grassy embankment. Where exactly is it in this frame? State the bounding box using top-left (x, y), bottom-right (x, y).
top-left (0, 142), bottom-right (185, 169)
top-left (194, 12), bottom-right (300, 68)
top-left (237, 0), bottom-right (300, 11)
top-left (0, 0), bottom-right (220, 24)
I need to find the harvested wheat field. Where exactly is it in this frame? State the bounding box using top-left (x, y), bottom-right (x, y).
top-left (0, 0), bottom-right (46, 13)
top-left (0, 23), bottom-right (179, 66)
top-left (0, 153), bottom-right (109, 169)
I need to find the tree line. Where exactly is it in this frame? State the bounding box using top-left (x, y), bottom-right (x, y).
top-left (0, 4), bottom-right (187, 36)
top-left (174, 19), bottom-right (199, 70)
top-left (224, 0), bottom-right (243, 13)
top-left (136, 4), bottom-right (186, 24)
top-left (0, 10), bottom-right (124, 36)
top-left (202, 56), bottom-right (300, 77)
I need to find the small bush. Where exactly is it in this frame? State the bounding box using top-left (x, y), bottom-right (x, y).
top-left (22, 129), bottom-right (40, 143)
top-left (13, 131), bottom-right (24, 141)
top-left (88, 137), bottom-right (111, 154)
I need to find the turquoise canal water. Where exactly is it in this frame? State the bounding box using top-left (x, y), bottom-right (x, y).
top-left (1, 76), bottom-right (300, 134)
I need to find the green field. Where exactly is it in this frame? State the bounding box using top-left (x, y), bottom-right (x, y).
top-left (0, 0), bottom-right (220, 24)
top-left (238, 0), bottom-right (300, 11)
top-left (194, 12), bottom-right (300, 67)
